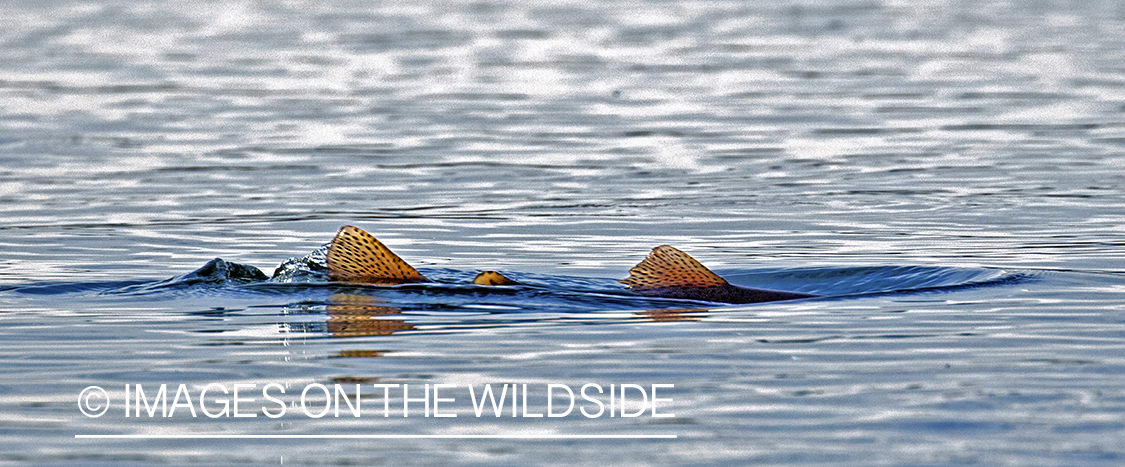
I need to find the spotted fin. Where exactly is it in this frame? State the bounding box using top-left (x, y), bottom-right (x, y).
top-left (326, 225), bottom-right (428, 284)
top-left (619, 245), bottom-right (729, 291)
top-left (473, 271), bottom-right (519, 286)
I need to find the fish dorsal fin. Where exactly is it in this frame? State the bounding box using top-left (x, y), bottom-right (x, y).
top-left (620, 245), bottom-right (729, 290)
top-left (326, 225), bottom-right (428, 284)
top-left (473, 271), bottom-right (519, 286)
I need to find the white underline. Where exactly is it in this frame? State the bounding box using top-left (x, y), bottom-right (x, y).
top-left (75, 434), bottom-right (677, 439)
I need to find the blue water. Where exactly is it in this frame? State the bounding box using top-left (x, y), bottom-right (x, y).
top-left (2, 0), bottom-right (1125, 465)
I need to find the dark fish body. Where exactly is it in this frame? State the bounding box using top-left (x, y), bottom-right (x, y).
top-left (631, 284), bottom-right (814, 304)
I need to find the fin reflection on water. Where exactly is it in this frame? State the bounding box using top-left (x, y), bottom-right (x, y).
top-left (287, 294), bottom-right (704, 338)
top-left (636, 308), bottom-right (708, 322)
top-left (324, 294), bottom-right (415, 337)
top-left (327, 225), bottom-right (814, 304)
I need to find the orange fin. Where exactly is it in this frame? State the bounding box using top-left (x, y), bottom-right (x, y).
top-left (472, 271), bottom-right (519, 286)
top-left (326, 225), bottom-right (428, 284)
top-left (619, 245), bottom-right (729, 291)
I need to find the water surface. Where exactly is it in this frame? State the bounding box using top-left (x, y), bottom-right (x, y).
top-left (2, 0), bottom-right (1124, 465)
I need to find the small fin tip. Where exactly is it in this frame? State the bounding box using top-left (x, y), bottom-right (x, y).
top-left (473, 270), bottom-right (519, 286)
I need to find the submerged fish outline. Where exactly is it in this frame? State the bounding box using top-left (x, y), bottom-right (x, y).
top-left (326, 225), bottom-right (814, 304)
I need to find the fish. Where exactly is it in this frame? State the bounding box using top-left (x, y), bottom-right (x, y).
top-left (326, 225), bottom-right (814, 304)
top-left (325, 225), bottom-right (527, 286)
top-left (618, 244), bottom-right (815, 303)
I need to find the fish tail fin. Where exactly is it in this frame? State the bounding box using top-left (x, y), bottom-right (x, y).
top-left (326, 225), bottom-right (428, 284)
top-left (619, 245), bottom-right (729, 291)
top-left (472, 271), bottom-right (519, 286)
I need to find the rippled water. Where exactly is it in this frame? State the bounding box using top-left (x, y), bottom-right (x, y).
top-left (2, 0), bottom-right (1125, 465)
